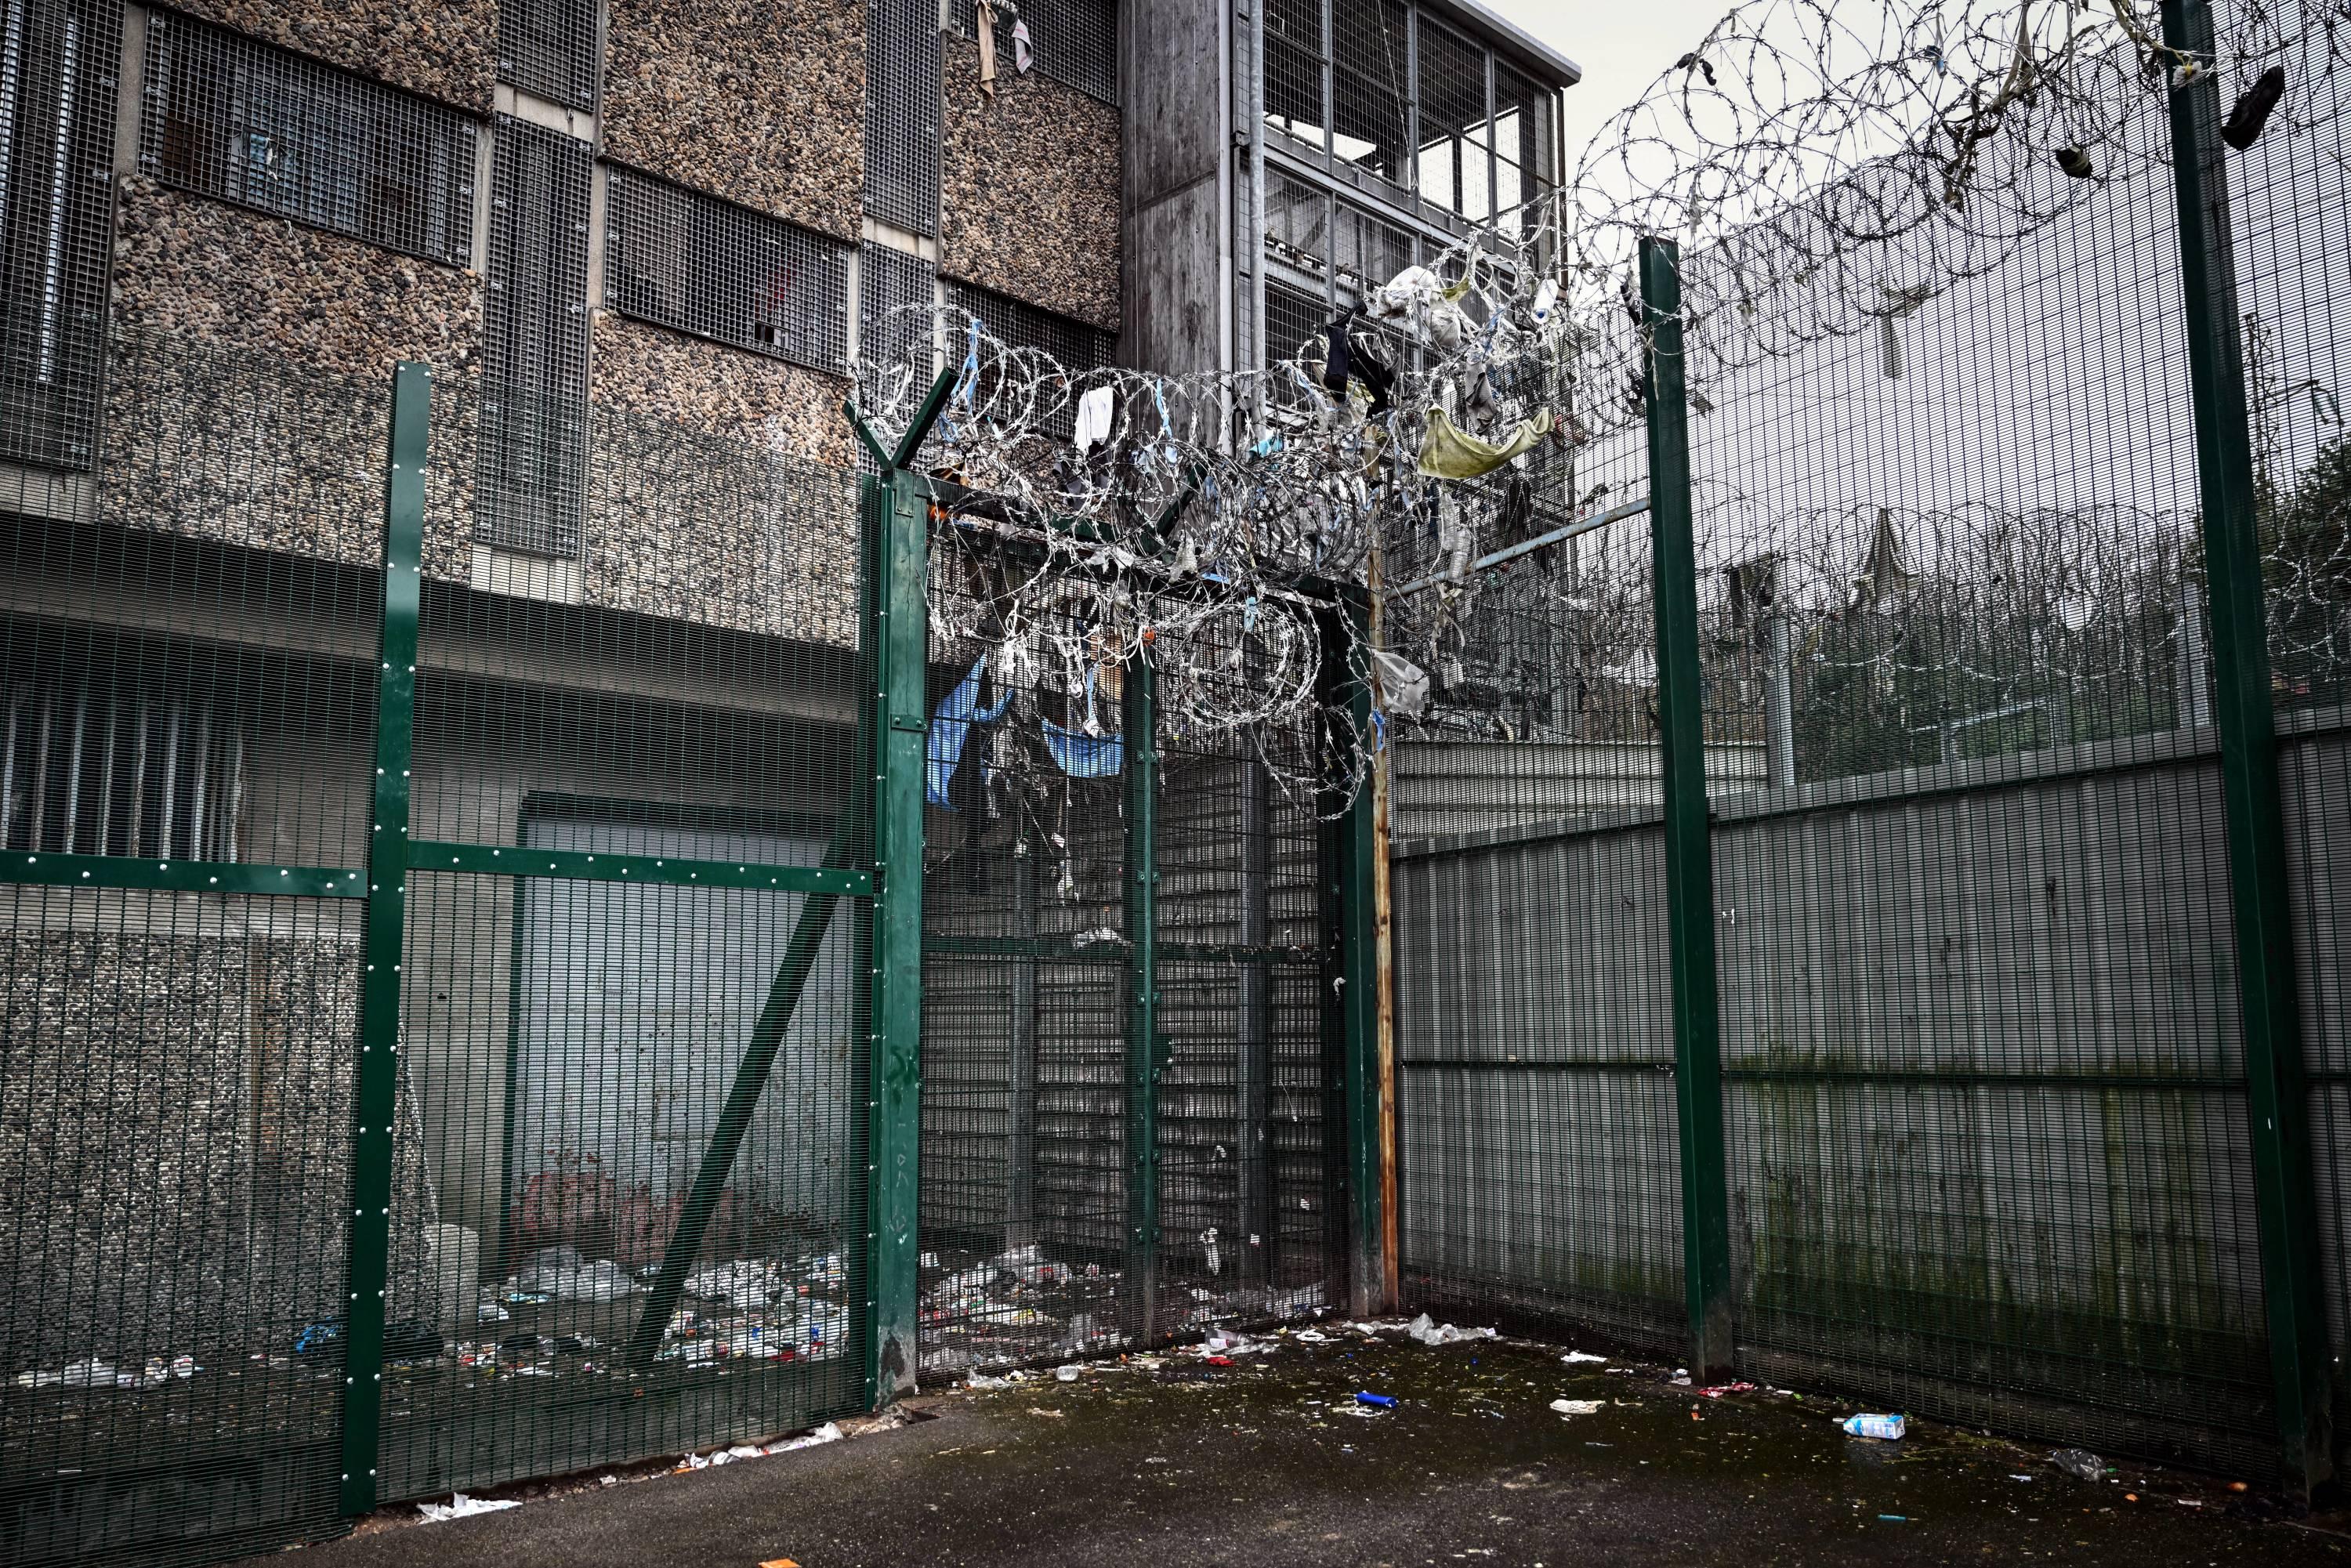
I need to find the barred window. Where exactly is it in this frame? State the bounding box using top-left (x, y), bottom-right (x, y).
top-left (606, 166), bottom-right (850, 375)
top-left (142, 10), bottom-right (475, 269)
top-left (0, 0), bottom-right (121, 472)
top-left (477, 117), bottom-right (591, 559)
top-left (947, 280), bottom-right (1110, 442)
top-left (498, 0), bottom-right (601, 113)
top-left (859, 241), bottom-right (937, 411)
top-left (1415, 17), bottom-right (1491, 223)
top-left (1262, 0), bottom-right (1324, 153)
top-left (1331, 0), bottom-right (1409, 190)
top-left (1331, 201), bottom-right (1413, 298)
top-left (864, 0), bottom-right (940, 234)
top-left (947, 280), bottom-right (1110, 372)
top-left (1263, 278), bottom-right (1325, 368)
top-left (1, 678), bottom-right (242, 862)
top-left (958, 0), bottom-right (1118, 106)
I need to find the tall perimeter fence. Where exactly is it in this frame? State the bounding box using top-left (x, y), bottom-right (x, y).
top-left (5, 1), bottom-right (2351, 1564)
top-left (1390, 0), bottom-right (2351, 1492)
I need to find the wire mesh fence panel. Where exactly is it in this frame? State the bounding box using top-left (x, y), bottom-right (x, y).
top-left (1, 335), bottom-right (389, 1566)
top-left (918, 552), bottom-right (1136, 1372)
top-left (2225, 0), bottom-right (2351, 1410)
top-left (915, 509), bottom-right (1345, 1375)
top-left (378, 383), bottom-right (871, 1499)
top-left (1387, 404), bottom-right (1687, 1350)
top-left (1677, 42), bottom-right (2275, 1470)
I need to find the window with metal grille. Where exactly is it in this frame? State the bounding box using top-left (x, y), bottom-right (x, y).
top-left (477, 116), bottom-right (590, 558)
top-left (947, 279), bottom-right (1110, 441)
top-left (498, 0), bottom-right (600, 112)
top-left (1491, 61), bottom-right (1552, 232)
top-left (947, 279), bottom-right (1110, 371)
top-left (1, 678), bottom-right (243, 861)
top-left (1331, 200), bottom-right (1412, 298)
top-left (1262, 0), bottom-right (1325, 153)
top-left (864, 0), bottom-right (940, 234)
top-left (606, 166), bottom-right (850, 375)
top-left (1262, 278), bottom-right (1325, 368)
top-left (1414, 16), bottom-right (1490, 222)
top-left (0, 0), bottom-right (120, 473)
top-left (1265, 170), bottom-right (1329, 275)
top-left (957, 0), bottom-right (1118, 106)
top-left (141, 10), bottom-right (476, 269)
top-left (859, 241), bottom-right (936, 411)
top-left (1331, 0), bottom-right (1408, 190)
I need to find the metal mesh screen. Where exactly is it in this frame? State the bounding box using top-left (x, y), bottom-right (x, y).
top-left (957, 0), bottom-right (1118, 105)
top-left (2226, 0), bottom-right (2351, 1415)
top-left (858, 241), bottom-right (937, 435)
top-left (0, 0), bottom-right (120, 473)
top-left (864, 0), bottom-right (940, 235)
top-left (1262, 279), bottom-right (1326, 368)
top-left (1262, 0), bottom-right (1326, 154)
top-left (379, 378), bottom-right (868, 1501)
top-left (1, 331), bottom-right (389, 1567)
top-left (142, 11), bottom-right (476, 270)
top-left (1331, 0), bottom-right (1408, 191)
top-left (497, 0), bottom-right (600, 113)
top-left (476, 117), bottom-right (589, 559)
top-left (1413, 16), bottom-right (1488, 222)
top-left (606, 166), bottom-right (851, 376)
top-left (914, 520), bottom-right (1340, 1378)
top-left (2, 305), bottom-right (875, 1561)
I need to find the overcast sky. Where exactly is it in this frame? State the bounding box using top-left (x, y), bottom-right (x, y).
top-left (1479, 0), bottom-right (1744, 157)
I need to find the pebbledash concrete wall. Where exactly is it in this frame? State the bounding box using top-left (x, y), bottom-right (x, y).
top-left (163, 0), bottom-right (498, 109)
top-left (0, 913), bottom-right (442, 1371)
top-left (581, 317), bottom-right (857, 643)
top-left (939, 35), bottom-right (1122, 332)
top-left (602, 0), bottom-right (866, 241)
top-left (107, 176), bottom-right (486, 583)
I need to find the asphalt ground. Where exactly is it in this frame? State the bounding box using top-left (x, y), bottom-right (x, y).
top-left (258, 1323), bottom-right (2351, 1568)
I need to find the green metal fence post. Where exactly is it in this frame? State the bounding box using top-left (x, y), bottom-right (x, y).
top-left (1124, 646), bottom-right (1162, 1342)
top-left (865, 464), bottom-right (929, 1402)
top-left (1639, 237), bottom-right (1736, 1383)
top-left (2161, 0), bottom-right (2334, 1498)
top-left (1317, 595), bottom-right (1385, 1318)
top-left (338, 360), bottom-right (427, 1515)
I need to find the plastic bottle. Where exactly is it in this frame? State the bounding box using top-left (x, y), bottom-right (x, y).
top-left (1842, 1413), bottom-right (1906, 1440)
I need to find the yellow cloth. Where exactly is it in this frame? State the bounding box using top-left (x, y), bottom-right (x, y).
top-left (1416, 406), bottom-right (1555, 479)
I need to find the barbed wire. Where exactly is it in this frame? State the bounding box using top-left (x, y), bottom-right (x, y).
top-left (853, 0), bottom-right (2342, 805)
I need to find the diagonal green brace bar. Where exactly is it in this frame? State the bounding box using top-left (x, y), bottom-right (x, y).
top-left (1641, 236), bottom-right (1737, 1384)
top-left (339, 360), bottom-right (429, 1515)
top-left (623, 821), bottom-right (858, 1368)
top-left (2161, 0), bottom-right (2333, 1500)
